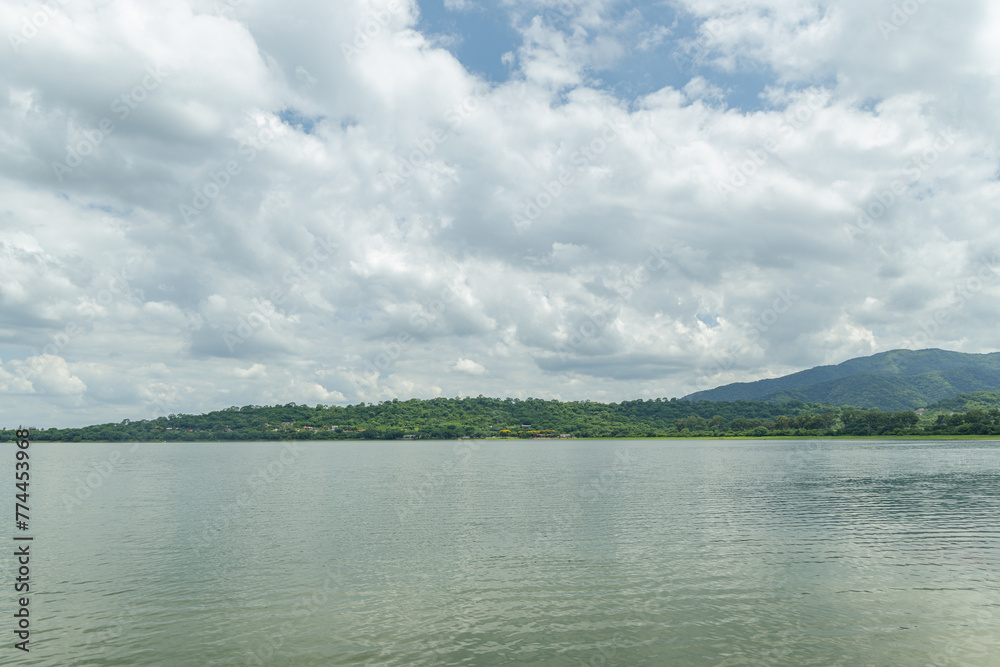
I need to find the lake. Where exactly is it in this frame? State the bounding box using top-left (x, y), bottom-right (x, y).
top-left (4, 439), bottom-right (998, 665)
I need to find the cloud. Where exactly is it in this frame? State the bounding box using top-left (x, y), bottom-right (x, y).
top-left (4, 355), bottom-right (87, 396)
top-left (0, 361), bottom-right (35, 394)
top-left (636, 25), bottom-right (670, 52)
top-left (1, 0), bottom-right (998, 426)
top-left (233, 363), bottom-right (267, 379)
top-left (453, 357), bottom-right (486, 375)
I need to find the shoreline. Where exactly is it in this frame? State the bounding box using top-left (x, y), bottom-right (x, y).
top-left (13, 435), bottom-right (1000, 444)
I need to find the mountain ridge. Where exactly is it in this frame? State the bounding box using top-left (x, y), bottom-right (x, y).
top-left (683, 349), bottom-right (1000, 411)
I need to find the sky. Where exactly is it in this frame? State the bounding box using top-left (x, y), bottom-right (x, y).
top-left (1, 0), bottom-right (999, 427)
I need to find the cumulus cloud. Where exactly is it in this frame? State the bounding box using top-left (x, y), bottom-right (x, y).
top-left (453, 357), bottom-right (487, 375)
top-left (233, 363), bottom-right (267, 379)
top-left (0, 361), bottom-right (34, 395)
top-left (5, 355), bottom-right (87, 396)
top-left (0, 0), bottom-right (998, 426)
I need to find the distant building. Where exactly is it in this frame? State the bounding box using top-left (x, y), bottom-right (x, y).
top-left (915, 408), bottom-right (927, 415)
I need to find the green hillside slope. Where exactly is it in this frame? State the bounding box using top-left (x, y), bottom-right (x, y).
top-left (920, 391), bottom-right (1000, 416)
top-left (684, 349), bottom-right (1000, 410)
top-left (4, 393), bottom-right (998, 441)
top-left (759, 367), bottom-right (1000, 411)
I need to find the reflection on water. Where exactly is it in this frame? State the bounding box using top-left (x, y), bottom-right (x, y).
top-left (3, 439), bottom-right (998, 665)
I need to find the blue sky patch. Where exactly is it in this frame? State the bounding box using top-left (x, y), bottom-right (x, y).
top-left (279, 108), bottom-right (324, 134)
top-left (415, 0), bottom-right (775, 111)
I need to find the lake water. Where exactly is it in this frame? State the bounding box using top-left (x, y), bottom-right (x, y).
top-left (3, 439), bottom-right (998, 665)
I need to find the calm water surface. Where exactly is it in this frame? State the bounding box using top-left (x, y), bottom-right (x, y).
top-left (2, 439), bottom-right (998, 665)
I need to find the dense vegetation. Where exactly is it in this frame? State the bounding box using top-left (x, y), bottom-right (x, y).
top-left (684, 348), bottom-right (1000, 410)
top-left (3, 393), bottom-right (1000, 442)
top-left (921, 391), bottom-right (1000, 415)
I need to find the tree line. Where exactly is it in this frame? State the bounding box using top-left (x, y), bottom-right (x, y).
top-left (3, 396), bottom-right (1000, 442)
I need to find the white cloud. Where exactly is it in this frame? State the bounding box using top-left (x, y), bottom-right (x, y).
top-left (0, 0), bottom-right (998, 426)
top-left (453, 358), bottom-right (487, 375)
top-left (637, 25), bottom-right (669, 52)
top-left (233, 363), bottom-right (267, 379)
top-left (6, 355), bottom-right (86, 396)
top-left (0, 360), bottom-right (35, 394)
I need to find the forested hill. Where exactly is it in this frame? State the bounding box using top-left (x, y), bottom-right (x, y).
top-left (683, 348), bottom-right (1000, 410)
top-left (6, 397), bottom-right (834, 441)
top-left (921, 391), bottom-right (1000, 415)
top-left (3, 393), bottom-right (1000, 441)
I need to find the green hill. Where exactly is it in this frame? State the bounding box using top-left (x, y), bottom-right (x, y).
top-left (684, 349), bottom-right (1000, 411)
top-left (4, 393), bottom-right (998, 441)
top-left (3, 396), bottom-right (840, 442)
top-left (919, 391), bottom-right (1000, 416)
